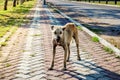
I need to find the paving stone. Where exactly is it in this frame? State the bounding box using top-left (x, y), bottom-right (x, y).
top-left (76, 75), bottom-right (86, 79)
top-left (17, 66), bottom-right (31, 70)
top-left (15, 74), bottom-right (30, 79)
top-left (30, 70), bottom-right (45, 76)
top-left (2, 1), bottom-right (120, 80)
top-left (89, 70), bottom-right (98, 74)
top-left (97, 76), bottom-right (113, 80)
top-left (13, 78), bottom-right (25, 80)
top-left (30, 74), bottom-right (46, 80)
top-left (83, 76), bottom-right (96, 80)
top-left (17, 70), bottom-right (30, 74)
top-left (90, 73), bottom-right (104, 78)
top-left (94, 68), bottom-right (104, 72)
top-left (89, 65), bottom-right (97, 69)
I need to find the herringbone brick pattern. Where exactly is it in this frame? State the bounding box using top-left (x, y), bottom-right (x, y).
top-left (0, 1), bottom-right (120, 80)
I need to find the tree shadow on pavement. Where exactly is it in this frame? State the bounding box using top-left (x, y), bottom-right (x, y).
top-left (55, 5), bottom-right (120, 37)
top-left (52, 59), bottom-right (120, 80)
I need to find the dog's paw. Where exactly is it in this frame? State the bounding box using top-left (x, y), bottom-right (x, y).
top-left (67, 59), bottom-right (70, 62)
top-left (77, 58), bottom-right (81, 61)
top-left (48, 67), bottom-right (53, 70)
top-left (62, 68), bottom-right (67, 71)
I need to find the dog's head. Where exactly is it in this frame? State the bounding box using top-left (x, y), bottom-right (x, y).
top-left (51, 25), bottom-right (65, 45)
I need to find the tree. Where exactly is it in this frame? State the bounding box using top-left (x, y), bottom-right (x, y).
top-left (4, 0), bottom-right (8, 10)
top-left (115, 0), bottom-right (117, 4)
top-left (17, 0), bottom-right (19, 5)
top-left (13, 0), bottom-right (17, 7)
top-left (43, 0), bottom-right (46, 5)
top-left (20, 0), bottom-right (25, 5)
top-left (99, 0), bottom-right (101, 3)
top-left (106, 0), bottom-right (109, 4)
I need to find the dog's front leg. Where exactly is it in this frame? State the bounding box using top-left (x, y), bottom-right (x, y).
top-left (67, 43), bottom-right (70, 62)
top-left (49, 45), bottom-right (56, 70)
top-left (63, 44), bottom-right (67, 70)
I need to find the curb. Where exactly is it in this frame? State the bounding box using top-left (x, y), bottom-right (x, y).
top-left (47, 4), bottom-right (120, 56)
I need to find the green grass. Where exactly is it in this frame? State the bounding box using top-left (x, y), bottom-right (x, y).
top-left (53, 8), bottom-right (60, 13)
top-left (33, 34), bottom-right (41, 36)
top-left (92, 36), bottom-right (99, 42)
top-left (5, 63), bottom-right (12, 67)
top-left (0, 26), bottom-right (10, 38)
top-left (115, 55), bottom-right (120, 59)
top-left (77, 26), bottom-right (83, 30)
top-left (103, 46), bottom-right (114, 54)
top-left (0, 42), bottom-right (7, 46)
top-left (0, 0), bottom-right (36, 39)
top-left (30, 53), bottom-right (35, 57)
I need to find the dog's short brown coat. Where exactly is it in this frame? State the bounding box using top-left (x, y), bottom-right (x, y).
top-left (49, 23), bottom-right (81, 70)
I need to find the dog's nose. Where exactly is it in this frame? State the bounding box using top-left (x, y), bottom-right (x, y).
top-left (57, 36), bottom-right (60, 42)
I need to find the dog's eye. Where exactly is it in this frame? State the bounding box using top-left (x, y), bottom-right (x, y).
top-left (60, 31), bottom-right (62, 34)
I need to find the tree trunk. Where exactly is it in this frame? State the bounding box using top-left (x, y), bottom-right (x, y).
top-left (115, 0), bottom-right (117, 5)
top-left (99, 0), bottom-right (101, 3)
top-left (20, 0), bottom-right (25, 5)
top-left (13, 0), bottom-right (17, 7)
top-left (106, 0), bottom-right (108, 4)
top-left (43, 0), bottom-right (46, 5)
top-left (17, 0), bottom-right (19, 5)
top-left (4, 0), bottom-right (8, 10)
top-left (89, 0), bottom-right (91, 2)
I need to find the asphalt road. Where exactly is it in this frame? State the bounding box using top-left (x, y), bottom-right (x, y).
top-left (47, 0), bottom-right (120, 30)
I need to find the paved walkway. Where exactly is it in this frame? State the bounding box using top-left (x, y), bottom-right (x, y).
top-left (0, 0), bottom-right (120, 80)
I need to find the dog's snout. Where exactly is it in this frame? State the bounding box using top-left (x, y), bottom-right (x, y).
top-left (57, 36), bottom-right (60, 42)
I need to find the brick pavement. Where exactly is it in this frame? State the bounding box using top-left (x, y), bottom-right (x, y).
top-left (49, 6), bottom-right (120, 79)
top-left (0, 0), bottom-right (120, 80)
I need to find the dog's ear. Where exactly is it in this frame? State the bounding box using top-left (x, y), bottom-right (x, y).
top-left (62, 27), bottom-right (66, 31)
top-left (51, 26), bottom-right (54, 30)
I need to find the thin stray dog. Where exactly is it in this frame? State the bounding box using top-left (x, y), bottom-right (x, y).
top-left (49, 23), bottom-right (81, 70)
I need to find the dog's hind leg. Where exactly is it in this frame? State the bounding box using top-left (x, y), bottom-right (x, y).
top-left (49, 45), bottom-right (56, 70)
top-left (73, 34), bottom-right (81, 61)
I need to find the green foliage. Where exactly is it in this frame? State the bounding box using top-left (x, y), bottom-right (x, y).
top-left (115, 56), bottom-right (120, 59)
top-left (53, 8), bottom-right (60, 13)
top-left (0, 0), bottom-right (36, 48)
top-left (103, 46), bottom-right (114, 54)
top-left (0, 42), bottom-right (7, 46)
top-left (92, 36), bottom-right (99, 42)
top-left (5, 63), bottom-right (12, 67)
top-left (30, 53), bottom-right (35, 57)
top-left (33, 34), bottom-right (41, 36)
top-left (0, 26), bottom-right (10, 37)
top-left (77, 26), bottom-right (82, 30)
top-left (0, 0), bottom-right (36, 42)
